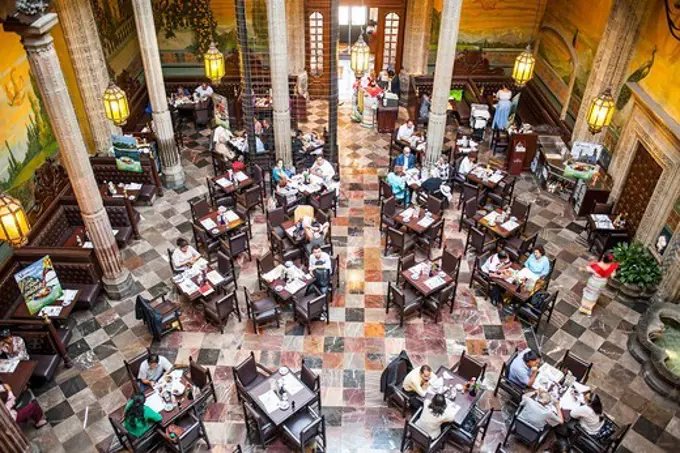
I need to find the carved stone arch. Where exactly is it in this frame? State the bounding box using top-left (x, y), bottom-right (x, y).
top-left (534, 24), bottom-right (579, 120)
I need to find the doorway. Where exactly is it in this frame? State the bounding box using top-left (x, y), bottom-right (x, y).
top-left (616, 144), bottom-right (663, 236)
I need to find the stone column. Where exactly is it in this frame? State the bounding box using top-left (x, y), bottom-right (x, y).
top-left (267, 0), bottom-right (293, 167)
top-left (424, 0), bottom-right (463, 169)
top-left (5, 14), bottom-right (134, 299)
top-left (53, 0), bottom-right (121, 155)
top-left (400, 0), bottom-right (433, 105)
top-left (571, 0), bottom-right (647, 144)
top-left (285, 0), bottom-right (306, 77)
top-left (131, 0), bottom-right (185, 188)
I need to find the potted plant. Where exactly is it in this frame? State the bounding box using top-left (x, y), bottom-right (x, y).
top-left (611, 242), bottom-right (662, 300)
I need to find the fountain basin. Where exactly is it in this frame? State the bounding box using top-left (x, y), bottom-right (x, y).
top-left (628, 303), bottom-right (680, 402)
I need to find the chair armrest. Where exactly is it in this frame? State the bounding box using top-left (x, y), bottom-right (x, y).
top-left (256, 363), bottom-right (275, 375)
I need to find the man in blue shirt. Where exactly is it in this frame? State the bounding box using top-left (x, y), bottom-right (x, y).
top-left (524, 245), bottom-right (551, 278)
top-left (394, 147), bottom-right (416, 170)
top-left (508, 348), bottom-right (541, 388)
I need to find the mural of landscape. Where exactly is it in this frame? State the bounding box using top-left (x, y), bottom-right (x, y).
top-left (0, 30), bottom-right (57, 209)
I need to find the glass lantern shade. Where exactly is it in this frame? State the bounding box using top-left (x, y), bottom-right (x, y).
top-left (350, 35), bottom-right (370, 76)
top-left (103, 82), bottom-right (130, 126)
top-left (512, 45), bottom-right (536, 87)
top-left (587, 88), bottom-right (616, 134)
top-left (0, 194), bottom-right (30, 247)
top-left (204, 42), bottom-right (225, 84)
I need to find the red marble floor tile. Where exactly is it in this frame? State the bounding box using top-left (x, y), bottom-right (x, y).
top-left (364, 294), bottom-right (385, 308)
top-left (365, 353), bottom-right (386, 371)
top-left (365, 270), bottom-right (384, 282)
top-left (323, 352), bottom-right (344, 369)
top-left (304, 336), bottom-right (325, 354)
top-left (343, 389), bottom-right (365, 406)
top-left (344, 337), bottom-right (366, 352)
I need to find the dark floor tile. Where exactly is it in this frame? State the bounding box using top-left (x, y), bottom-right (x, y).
top-left (483, 325), bottom-right (505, 340)
top-left (103, 318), bottom-right (128, 337)
top-left (632, 416), bottom-right (664, 444)
top-left (93, 340), bottom-right (118, 361)
top-left (561, 319), bottom-right (586, 338)
top-left (343, 369), bottom-right (365, 388)
top-left (345, 308), bottom-right (365, 322)
top-left (197, 348), bottom-right (220, 365)
top-left (60, 375), bottom-right (88, 398)
top-left (76, 318), bottom-right (101, 337)
top-left (599, 340), bottom-right (625, 361)
top-left (66, 338), bottom-right (91, 358)
top-left (565, 222), bottom-right (585, 234)
top-left (555, 300), bottom-right (578, 317)
top-left (324, 337), bottom-right (345, 353)
top-left (642, 402), bottom-right (673, 429)
top-left (111, 366), bottom-right (131, 387)
top-left (45, 400), bottom-right (75, 426)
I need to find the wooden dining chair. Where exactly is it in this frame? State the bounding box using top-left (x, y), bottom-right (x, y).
top-left (242, 400), bottom-right (277, 447)
top-left (380, 196), bottom-right (399, 233)
top-left (203, 289), bottom-right (241, 333)
top-left (459, 196), bottom-right (479, 232)
top-left (469, 255), bottom-right (493, 300)
top-left (190, 196), bottom-right (212, 223)
top-left (396, 253), bottom-right (417, 286)
top-left (158, 407), bottom-right (212, 453)
top-left (400, 407), bottom-right (451, 453)
top-left (124, 347), bottom-right (151, 394)
top-left (493, 347), bottom-right (524, 405)
top-left (488, 178), bottom-right (515, 208)
top-left (422, 282), bottom-right (455, 323)
top-left (243, 288), bottom-right (281, 334)
top-left (450, 350), bottom-right (487, 382)
top-left (188, 356), bottom-right (218, 409)
top-left (281, 407), bottom-right (327, 453)
top-left (416, 219), bottom-right (445, 259)
top-left (192, 224), bottom-right (219, 262)
top-left (464, 226), bottom-right (497, 256)
top-left (300, 358), bottom-right (322, 412)
top-left (447, 407), bottom-right (494, 453)
top-left (379, 176), bottom-right (393, 205)
top-left (237, 185), bottom-right (265, 215)
top-left (219, 232), bottom-right (252, 261)
top-left (386, 283), bottom-right (423, 327)
top-left (310, 190), bottom-right (338, 217)
top-left (385, 227), bottom-right (416, 258)
top-left (293, 286), bottom-right (329, 334)
top-left (216, 251), bottom-right (237, 290)
top-left (206, 177), bottom-right (234, 210)
top-left (458, 182), bottom-right (480, 209)
top-left (557, 349), bottom-right (593, 384)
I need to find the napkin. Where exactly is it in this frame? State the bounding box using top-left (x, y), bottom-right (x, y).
top-left (216, 177), bottom-right (232, 188)
top-left (144, 392), bottom-right (165, 413)
top-left (501, 220), bottom-right (520, 231)
top-left (418, 216), bottom-right (435, 228)
top-left (224, 210), bottom-right (240, 222)
top-left (125, 183), bottom-right (142, 190)
top-left (489, 173), bottom-right (504, 183)
top-left (180, 279), bottom-right (199, 294)
top-left (424, 276), bottom-right (445, 289)
top-left (207, 271), bottom-right (224, 285)
top-left (235, 171), bottom-right (249, 182)
top-left (285, 279), bottom-right (306, 294)
top-left (201, 218), bottom-right (217, 230)
top-left (282, 374), bottom-right (305, 395)
top-left (259, 390), bottom-right (282, 414)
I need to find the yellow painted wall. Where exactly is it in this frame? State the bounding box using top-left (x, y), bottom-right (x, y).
top-left (432, 0), bottom-right (547, 47)
top-left (627, 0), bottom-right (680, 124)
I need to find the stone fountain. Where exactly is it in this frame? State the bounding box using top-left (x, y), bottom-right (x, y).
top-left (628, 302), bottom-right (680, 402)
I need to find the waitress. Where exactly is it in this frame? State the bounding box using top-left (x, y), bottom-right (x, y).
top-left (492, 85), bottom-right (513, 130)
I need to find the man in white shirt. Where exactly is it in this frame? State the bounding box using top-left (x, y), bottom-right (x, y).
top-left (309, 245), bottom-right (332, 294)
top-left (458, 153), bottom-right (477, 175)
top-left (517, 390), bottom-right (564, 431)
top-left (172, 238), bottom-right (201, 271)
top-left (195, 82), bottom-right (214, 98)
top-left (397, 120), bottom-right (415, 144)
top-left (402, 365), bottom-right (432, 410)
top-left (482, 250), bottom-right (512, 305)
top-left (311, 156), bottom-right (335, 181)
top-left (137, 354), bottom-right (174, 391)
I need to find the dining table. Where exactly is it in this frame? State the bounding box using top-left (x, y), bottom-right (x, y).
top-left (402, 261), bottom-right (454, 297)
top-left (99, 183), bottom-right (142, 203)
top-left (11, 289), bottom-right (80, 324)
top-left (63, 226), bottom-right (124, 248)
top-left (261, 263), bottom-right (316, 302)
top-left (392, 207), bottom-right (441, 235)
top-left (172, 259), bottom-right (224, 302)
top-left (197, 209), bottom-right (243, 238)
top-left (421, 366), bottom-right (485, 426)
top-left (246, 368), bottom-right (316, 427)
top-left (474, 209), bottom-right (523, 239)
top-left (488, 262), bottom-right (537, 304)
top-left (466, 165), bottom-right (507, 190)
top-left (587, 214), bottom-right (626, 235)
top-left (0, 360), bottom-right (37, 396)
top-left (211, 171), bottom-right (254, 195)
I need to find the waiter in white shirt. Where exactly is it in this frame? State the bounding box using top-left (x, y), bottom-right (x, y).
top-left (396, 120), bottom-right (415, 145)
top-left (195, 82), bottom-right (214, 98)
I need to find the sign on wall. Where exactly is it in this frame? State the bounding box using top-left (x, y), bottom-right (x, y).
top-left (14, 255), bottom-right (63, 315)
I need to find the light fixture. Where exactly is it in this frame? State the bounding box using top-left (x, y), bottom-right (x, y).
top-left (512, 44), bottom-right (536, 87)
top-left (586, 88), bottom-right (616, 134)
top-left (0, 194), bottom-right (30, 247)
top-left (203, 41), bottom-right (225, 84)
top-left (103, 81), bottom-right (130, 126)
top-left (350, 34), bottom-right (370, 77)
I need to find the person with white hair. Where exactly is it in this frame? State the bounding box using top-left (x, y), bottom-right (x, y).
top-left (517, 389), bottom-right (564, 431)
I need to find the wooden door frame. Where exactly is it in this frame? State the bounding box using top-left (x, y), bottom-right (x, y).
top-left (306, 1), bottom-right (331, 98)
top-left (375, 7), bottom-right (406, 73)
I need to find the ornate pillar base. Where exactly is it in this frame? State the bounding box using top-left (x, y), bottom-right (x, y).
top-left (425, 111), bottom-right (447, 169)
top-left (102, 268), bottom-right (135, 299)
top-left (162, 162), bottom-right (186, 189)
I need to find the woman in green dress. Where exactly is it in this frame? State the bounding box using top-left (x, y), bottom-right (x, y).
top-left (123, 393), bottom-right (163, 438)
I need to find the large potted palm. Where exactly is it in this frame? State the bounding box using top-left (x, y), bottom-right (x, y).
top-left (611, 242), bottom-right (662, 302)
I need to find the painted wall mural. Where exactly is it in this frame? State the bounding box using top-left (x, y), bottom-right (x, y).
top-left (0, 30), bottom-right (57, 209)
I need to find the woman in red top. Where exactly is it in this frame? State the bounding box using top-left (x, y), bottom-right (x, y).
top-left (579, 254), bottom-right (618, 316)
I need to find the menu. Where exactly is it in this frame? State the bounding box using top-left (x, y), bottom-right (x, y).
top-left (201, 218), bottom-right (217, 230)
top-left (216, 177), bottom-right (232, 188)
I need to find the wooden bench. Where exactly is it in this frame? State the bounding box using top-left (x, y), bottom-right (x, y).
top-left (90, 155), bottom-right (163, 205)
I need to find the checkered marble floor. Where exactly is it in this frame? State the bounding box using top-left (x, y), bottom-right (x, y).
top-left (22, 101), bottom-right (678, 453)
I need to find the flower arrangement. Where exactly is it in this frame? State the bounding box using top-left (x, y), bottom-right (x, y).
top-left (156, 0), bottom-right (219, 56)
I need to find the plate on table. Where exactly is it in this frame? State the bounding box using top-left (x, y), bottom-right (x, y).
top-left (173, 274), bottom-right (185, 283)
top-left (164, 403), bottom-right (175, 412)
top-left (211, 228), bottom-right (220, 235)
top-left (438, 271), bottom-right (446, 278)
top-left (275, 285), bottom-right (284, 292)
top-left (279, 366), bottom-right (289, 375)
top-left (455, 384), bottom-right (464, 392)
top-left (278, 401), bottom-right (290, 410)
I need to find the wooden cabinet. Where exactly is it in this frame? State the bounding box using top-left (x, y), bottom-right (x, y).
top-left (508, 133), bottom-right (538, 171)
top-left (571, 179), bottom-right (612, 217)
top-left (377, 105), bottom-right (398, 133)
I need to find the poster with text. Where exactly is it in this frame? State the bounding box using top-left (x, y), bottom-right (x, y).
top-left (114, 148), bottom-right (142, 173)
top-left (14, 255), bottom-right (63, 315)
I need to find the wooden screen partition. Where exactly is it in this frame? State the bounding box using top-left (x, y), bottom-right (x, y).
top-left (306, 0), bottom-right (332, 98)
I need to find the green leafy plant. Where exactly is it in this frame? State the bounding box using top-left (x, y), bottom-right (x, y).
top-left (612, 242), bottom-right (662, 290)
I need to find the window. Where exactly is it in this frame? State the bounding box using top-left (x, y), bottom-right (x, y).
top-left (309, 12), bottom-right (324, 76)
top-left (351, 6), bottom-right (367, 25)
top-left (382, 13), bottom-right (400, 70)
top-left (339, 6), bottom-right (349, 26)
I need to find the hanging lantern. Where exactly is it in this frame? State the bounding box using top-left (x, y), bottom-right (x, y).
top-left (350, 34), bottom-right (370, 77)
top-left (0, 194), bottom-right (30, 248)
top-left (204, 42), bottom-right (225, 84)
top-left (103, 81), bottom-right (130, 126)
top-left (586, 88), bottom-right (616, 134)
top-left (512, 44), bottom-right (536, 87)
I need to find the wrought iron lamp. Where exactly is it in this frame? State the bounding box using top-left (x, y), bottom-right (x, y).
top-left (586, 88), bottom-right (616, 134)
top-left (103, 81), bottom-right (130, 126)
top-left (0, 194), bottom-right (30, 247)
top-left (350, 34), bottom-right (370, 77)
top-left (204, 41), bottom-right (225, 84)
top-left (512, 44), bottom-right (536, 87)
